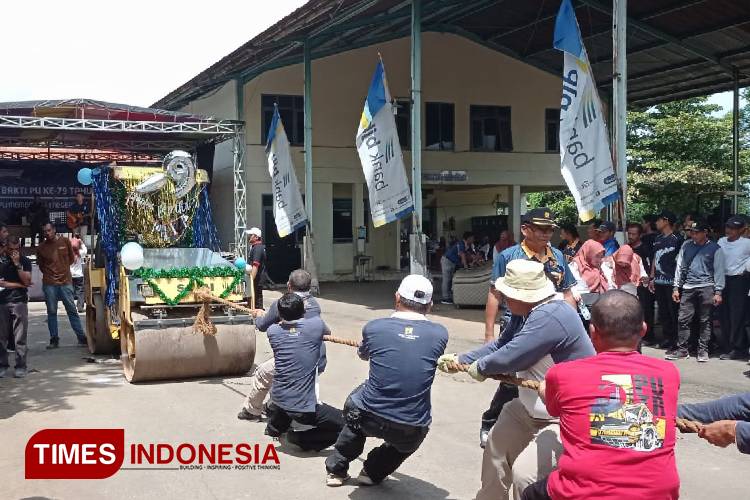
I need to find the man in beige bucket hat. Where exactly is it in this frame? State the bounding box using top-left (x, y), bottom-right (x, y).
top-left (439, 259), bottom-right (595, 500)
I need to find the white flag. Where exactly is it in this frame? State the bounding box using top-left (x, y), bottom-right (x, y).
top-left (554, 0), bottom-right (620, 222)
top-left (356, 60), bottom-right (414, 227)
top-left (266, 106), bottom-right (308, 237)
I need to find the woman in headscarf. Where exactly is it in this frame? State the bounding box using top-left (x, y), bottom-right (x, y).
top-left (602, 244), bottom-right (648, 296)
top-left (569, 239), bottom-right (608, 297)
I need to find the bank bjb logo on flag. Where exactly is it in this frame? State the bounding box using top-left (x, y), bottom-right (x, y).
top-left (25, 428), bottom-right (125, 479)
top-left (356, 58), bottom-right (414, 228)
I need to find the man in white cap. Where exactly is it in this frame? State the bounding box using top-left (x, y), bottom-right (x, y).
top-left (325, 274), bottom-right (449, 487)
top-left (245, 227), bottom-right (266, 309)
top-left (439, 260), bottom-right (594, 500)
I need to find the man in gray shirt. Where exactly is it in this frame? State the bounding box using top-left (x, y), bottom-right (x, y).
top-left (666, 220), bottom-right (725, 362)
top-left (439, 260), bottom-right (594, 500)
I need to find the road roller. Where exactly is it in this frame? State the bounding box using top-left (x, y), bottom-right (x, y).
top-left (118, 248), bottom-right (255, 383)
top-left (82, 154), bottom-right (256, 383)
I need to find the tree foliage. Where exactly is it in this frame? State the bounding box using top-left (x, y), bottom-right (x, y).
top-left (528, 95), bottom-right (749, 222)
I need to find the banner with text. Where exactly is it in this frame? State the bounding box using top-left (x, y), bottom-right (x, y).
top-left (554, 0), bottom-right (620, 222)
top-left (265, 107), bottom-right (308, 238)
top-left (0, 161), bottom-right (93, 225)
top-left (356, 60), bottom-right (413, 227)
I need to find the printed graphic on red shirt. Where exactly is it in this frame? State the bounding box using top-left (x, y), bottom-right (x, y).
top-left (589, 374), bottom-right (667, 452)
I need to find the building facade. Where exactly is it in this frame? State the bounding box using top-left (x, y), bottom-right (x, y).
top-left (179, 33), bottom-right (566, 281)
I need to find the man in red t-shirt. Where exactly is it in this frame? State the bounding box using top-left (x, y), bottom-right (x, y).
top-left (523, 290), bottom-right (680, 500)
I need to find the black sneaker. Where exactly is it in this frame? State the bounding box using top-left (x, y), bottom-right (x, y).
top-left (665, 349), bottom-right (689, 361)
top-left (237, 408), bottom-right (262, 422)
top-left (719, 350), bottom-right (746, 360)
top-left (46, 339), bottom-right (59, 350)
top-left (77, 337), bottom-right (88, 346)
top-left (440, 299), bottom-right (454, 305)
top-left (0, 367), bottom-right (6, 378)
top-left (697, 350), bottom-right (709, 363)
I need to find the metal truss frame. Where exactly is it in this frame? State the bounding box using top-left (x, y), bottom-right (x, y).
top-left (232, 129), bottom-right (247, 260)
top-left (0, 150), bottom-right (163, 162)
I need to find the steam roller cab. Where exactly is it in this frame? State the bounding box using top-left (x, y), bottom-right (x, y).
top-left (119, 248), bottom-right (255, 383)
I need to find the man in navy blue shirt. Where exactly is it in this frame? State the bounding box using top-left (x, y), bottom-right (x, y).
top-left (440, 231), bottom-right (474, 304)
top-left (597, 221), bottom-right (620, 256)
top-left (325, 275), bottom-right (448, 487)
top-left (238, 269), bottom-right (328, 422)
top-left (264, 293), bottom-right (343, 452)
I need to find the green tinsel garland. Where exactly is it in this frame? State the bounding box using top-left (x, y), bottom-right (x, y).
top-left (133, 266), bottom-right (245, 306)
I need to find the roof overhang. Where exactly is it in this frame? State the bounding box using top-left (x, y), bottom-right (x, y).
top-left (153, 0), bottom-right (750, 111)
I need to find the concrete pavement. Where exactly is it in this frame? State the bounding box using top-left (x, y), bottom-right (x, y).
top-left (1, 281), bottom-right (749, 499)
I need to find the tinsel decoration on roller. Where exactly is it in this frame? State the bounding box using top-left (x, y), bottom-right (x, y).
top-left (192, 188), bottom-right (221, 251)
top-left (118, 151), bottom-right (204, 248)
top-left (92, 165), bottom-right (123, 307)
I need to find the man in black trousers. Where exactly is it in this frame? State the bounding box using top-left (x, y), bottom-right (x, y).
top-left (717, 216), bottom-right (750, 360)
top-left (649, 210), bottom-right (683, 350)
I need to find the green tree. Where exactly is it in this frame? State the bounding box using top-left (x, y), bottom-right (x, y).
top-left (528, 95), bottom-right (748, 223)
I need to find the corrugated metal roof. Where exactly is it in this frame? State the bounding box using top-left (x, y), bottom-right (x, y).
top-left (153, 0), bottom-right (750, 110)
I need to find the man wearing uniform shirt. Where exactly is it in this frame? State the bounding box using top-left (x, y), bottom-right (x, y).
top-left (245, 227), bottom-right (266, 309)
top-left (717, 216), bottom-right (750, 360)
top-left (596, 221), bottom-right (620, 256)
top-left (263, 293), bottom-right (343, 452)
top-left (238, 269), bottom-right (328, 422)
top-left (440, 260), bottom-right (595, 500)
top-left (0, 236), bottom-right (32, 378)
top-left (479, 207), bottom-right (577, 448)
top-left (325, 275), bottom-right (448, 487)
top-left (648, 210), bottom-right (683, 350)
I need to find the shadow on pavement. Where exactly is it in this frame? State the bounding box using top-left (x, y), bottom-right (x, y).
top-left (0, 313), bottom-right (124, 420)
top-left (348, 470), bottom-right (454, 499)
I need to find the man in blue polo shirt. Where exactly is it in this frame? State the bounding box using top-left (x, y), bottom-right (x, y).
top-left (264, 293), bottom-right (343, 452)
top-left (325, 274), bottom-right (448, 487)
top-left (479, 207), bottom-right (577, 448)
top-left (237, 269), bottom-right (328, 422)
top-left (440, 231), bottom-right (475, 304)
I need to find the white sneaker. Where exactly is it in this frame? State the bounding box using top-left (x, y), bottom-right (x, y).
top-left (480, 429), bottom-right (489, 448)
top-left (326, 473), bottom-right (348, 487)
top-left (357, 471), bottom-right (376, 486)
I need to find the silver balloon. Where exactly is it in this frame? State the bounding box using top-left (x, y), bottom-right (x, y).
top-left (164, 150), bottom-right (196, 198)
top-left (135, 172), bottom-right (168, 194)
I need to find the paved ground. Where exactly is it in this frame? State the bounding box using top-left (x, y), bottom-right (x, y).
top-left (2, 281), bottom-right (749, 499)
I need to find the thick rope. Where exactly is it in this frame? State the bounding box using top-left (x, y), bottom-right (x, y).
top-left (193, 288), bottom-right (704, 434)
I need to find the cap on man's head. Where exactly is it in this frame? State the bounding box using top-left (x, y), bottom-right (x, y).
top-left (397, 274), bottom-right (433, 305)
top-left (657, 209), bottom-right (677, 224)
top-left (494, 260), bottom-right (555, 304)
top-left (245, 227), bottom-right (262, 238)
top-left (521, 208), bottom-right (557, 227)
top-left (597, 221), bottom-right (616, 233)
top-left (689, 220), bottom-right (710, 232)
top-left (725, 215), bottom-right (746, 229)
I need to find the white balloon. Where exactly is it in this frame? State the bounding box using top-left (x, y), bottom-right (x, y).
top-left (121, 242), bottom-right (145, 270)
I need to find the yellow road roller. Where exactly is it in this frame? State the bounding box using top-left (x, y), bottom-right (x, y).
top-left (82, 158), bottom-right (256, 383)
